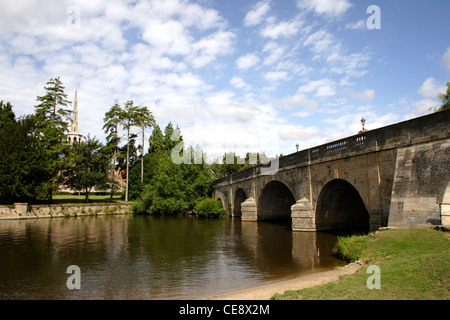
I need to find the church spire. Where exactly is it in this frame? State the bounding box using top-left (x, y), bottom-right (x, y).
top-left (71, 89), bottom-right (79, 133)
top-left (67, 89), bottom-right (83, 145)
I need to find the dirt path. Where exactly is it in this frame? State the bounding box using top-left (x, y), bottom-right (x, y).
top-left (202, 263), bottom-right (362, 300)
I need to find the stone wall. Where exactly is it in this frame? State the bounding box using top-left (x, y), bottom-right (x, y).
top-left (0, 203), bottom-right (133, 220)
top-left (388, 139), bottom-right (450, 227)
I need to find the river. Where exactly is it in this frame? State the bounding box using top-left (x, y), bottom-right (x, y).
top-left (0, 215), bottom-right (346, 299)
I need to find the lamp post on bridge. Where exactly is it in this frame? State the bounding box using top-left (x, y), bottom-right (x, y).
top-left (359, 117), bottom-right (367, 134)
top-left (296, 142), bottom-right (299, 152)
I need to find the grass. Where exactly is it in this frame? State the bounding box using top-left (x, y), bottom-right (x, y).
top-left (272, 228), bottom-right (450, 300)
top-left (51, 193), bottom-right (126, 205)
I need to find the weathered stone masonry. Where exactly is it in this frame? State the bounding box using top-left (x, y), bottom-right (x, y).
top-left (213, 110), bottom-right (450, 231)
top-left (0, 203), bottom-right (133, 220)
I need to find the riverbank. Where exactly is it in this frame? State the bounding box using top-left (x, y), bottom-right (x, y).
top-left (203, 263), bottom-right (362, 300)
top-left (205, 227), bottom-right (449, 300)
top-left (0, 202), bottom-right (133, 220)
top-left (272, 227), bottom-right (449, 300)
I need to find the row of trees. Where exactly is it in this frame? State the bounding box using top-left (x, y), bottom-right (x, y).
top-left (0, 78), bottom-right (75, 203)
top-left (0, 77), bottom-right (255, 206)
top-left (0, 78), bottom-right (114, 203)
top-left (3, 77), bottom-right (448, 209)
top-left (103, 100), bottom-right (155, 201)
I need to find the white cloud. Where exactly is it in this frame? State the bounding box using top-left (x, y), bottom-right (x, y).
top-left (275, 61), bottom-right (312, 77)
top-left (1, 0), bottom-right (442, 159)
top-left (235, 53), bottom-right (260, 70)
top-left (190, 31), bottom-right (236, 68)
top-left (297, 0), bottom-right (352, 16)
top-left (404, 78), bottom-right (447, 116)
top-left (345, 20), bottom-right (366, 30)
top-left (323, 111), bottom-right (399, 140)
top-left (279, 124), bottom-right (323, 141)
top-left (230, 76), bottom-right (251, 91)
top-left (410, 99), bottom-right (440, 115)
top-left (304, 29), bottom-right (336, 55)
top-left (298, 78), bottom-right (336, 97)
top-left (260, 17), bottom-right (303, 39)
top-left (275, 92), bottom-right (318, 110)
top-left (347, 88), bottom-right (375, 101)
top-left (292, 110), bottom-right (312, 117)
top-left (244, 0), bottom-right (271, 26)
top-left (304, 29), bottom-right (371, 80)
top-left (142, 19), bottom-right (192, 56)
top-left (264, 71), bottom-right (290, 82)
top-left (262, 42), bottom-right (285, 65)
top-left (418, 77), bottom-right (445, 99)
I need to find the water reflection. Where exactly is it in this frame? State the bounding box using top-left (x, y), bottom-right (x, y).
top-left (0, 215), bottom-right (345, 299)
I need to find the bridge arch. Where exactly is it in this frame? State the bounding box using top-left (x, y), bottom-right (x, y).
top-left (258, 180), bottom-right (296, 223)
top-left (234, 188), bottom-right (247, 217)
top-left (315, 179), bottom-right (370, 233)
top-left (212, 189), bottom-right (227, 212)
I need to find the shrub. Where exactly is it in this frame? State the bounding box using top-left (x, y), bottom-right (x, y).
top-left (195, 198), bottom-right (227, 218)
top-left (333, 234), bottom-right (372, 262)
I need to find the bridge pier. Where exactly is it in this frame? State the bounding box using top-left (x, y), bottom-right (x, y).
top-left (241, 198), bottom-right (257, 221)
top-left (291, 198), bottom-right (316, 232)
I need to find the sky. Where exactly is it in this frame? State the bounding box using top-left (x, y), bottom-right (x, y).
top-left (0, 0), bottom-right (449, 161)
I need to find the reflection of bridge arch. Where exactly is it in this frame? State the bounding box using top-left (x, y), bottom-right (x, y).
top-left (315, 179), bottom-right (370, 233)
top-left (258, 180), bottom-right (296, 223)
top-left (234, 188), bottom-right (247, 217)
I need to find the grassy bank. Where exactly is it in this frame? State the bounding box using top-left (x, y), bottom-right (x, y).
top-left (272, 228), bottom-right (449, 300)
top-left (52, 193), bottom-right (125, 204)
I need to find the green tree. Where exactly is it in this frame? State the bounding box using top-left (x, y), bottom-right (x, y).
top-left (103, 100), bottom-right (122, 200)
top-left (163, 122), bottom-right (180, 153)
top-left (35, 77), bottom-right (72, 130)
top-left (119, 100), bottom-right (140, 202)
top-left (132, 126), bottom-right (215, 215)
top-left (63, 135), bottom-right (110, 202)
top-left (128, 123), bottom-right (164, 201)
top-left (0, 101), bottom-right (15, 124)
top-left (33, 77), bottom-right (72, 201)
top-left (133, 153), bottom-right (189, 215)
top-left (134, 105), bottom-right (155, 184)
top-left (116, 133), bottom-right (138, 179)
top-left (104, 100), bottom-right (155, 201)
top-left (148, 124), bottom-right (164, 155)
top-left (436, 81), bottom-right (450, 111)
top-left (0, 102), bottom-right (51, 203)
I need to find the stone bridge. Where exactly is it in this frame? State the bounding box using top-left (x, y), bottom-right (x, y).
top-left (212, 110), bottom-right (450, 232)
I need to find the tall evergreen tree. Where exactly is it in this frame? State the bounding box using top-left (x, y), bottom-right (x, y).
top-left (0, 102), bottom-right (50, 203)
top-left (120, 100), bottom-right (140, 202)
top-left (33, 77), bottom-right (72, 201)
top-left (0, 101), bottom-right (15, 125)
top-left (103, 100), bottom-right (122, 199)
top-left (163, 122), bottom-right (180, 153)
top-left (134, 105), bottom-right (155, 184)
top-left (148, 124), bottom-right (164, 155)
top-left (35, 77), bottom-right (72, 130)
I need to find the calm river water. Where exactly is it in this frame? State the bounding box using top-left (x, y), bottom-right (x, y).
top-left (0, 215), bottom-right (346, 300)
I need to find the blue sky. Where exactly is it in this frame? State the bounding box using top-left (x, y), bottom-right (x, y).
top-left (0, 0), bottom-right (449, 160)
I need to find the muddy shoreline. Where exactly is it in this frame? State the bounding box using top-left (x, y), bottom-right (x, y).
top-left (202, 263), bottom-right (362, 300)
